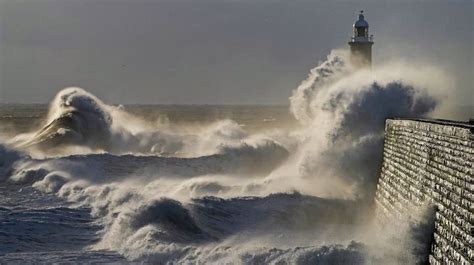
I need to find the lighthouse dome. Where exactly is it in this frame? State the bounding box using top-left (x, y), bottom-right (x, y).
top-left (354, 13), bottom-right (369, 28)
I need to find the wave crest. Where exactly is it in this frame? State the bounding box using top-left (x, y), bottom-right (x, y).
top-left (287, 50), bottom-right (443, 199)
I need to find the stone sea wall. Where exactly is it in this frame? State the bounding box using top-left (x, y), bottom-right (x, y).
top-left (375, 119), bottom-right (473, 264)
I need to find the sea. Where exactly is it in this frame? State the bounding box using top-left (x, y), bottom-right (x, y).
top-left (0, 104), bottom-right (303, 263)
top-left (0, 50), bottom-right (446, 264)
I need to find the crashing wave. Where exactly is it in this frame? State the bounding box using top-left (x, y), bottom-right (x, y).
top-left (8, 138), bottom-right (288, 189)
top-left (10, 88), bottom-right (275, 157)
top-left (12, 88), bottom-right (113, 152)
top-left (285, 50), bottom-right (443, 199)
top-left (0, 48), bottom-right (450, 264)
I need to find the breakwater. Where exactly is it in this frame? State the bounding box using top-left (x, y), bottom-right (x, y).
top-left (375, 118), bottom-right (473, 264)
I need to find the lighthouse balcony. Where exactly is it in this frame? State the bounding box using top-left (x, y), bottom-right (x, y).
top-left (349, 35), bottom-right (374, 43)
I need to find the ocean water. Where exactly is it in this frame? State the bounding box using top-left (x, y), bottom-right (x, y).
top-left (0, 50), bottom-right (444, 264)
top-left (0, 104), bottom-right (298, 136)
top-left (0, 104), bottom-right (300, 263)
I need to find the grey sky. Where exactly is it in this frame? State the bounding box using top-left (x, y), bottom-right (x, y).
top-left (0, 0), bottom-right (472, 105)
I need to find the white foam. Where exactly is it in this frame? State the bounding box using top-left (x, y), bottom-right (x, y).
top-left (0, 48), bottom-right (449, 263)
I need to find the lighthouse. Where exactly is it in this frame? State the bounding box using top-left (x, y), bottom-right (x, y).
top-left (348, 10), bottom-right (374, 68)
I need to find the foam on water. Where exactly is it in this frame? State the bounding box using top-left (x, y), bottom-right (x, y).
top-left (0, 49), bottom-right (450, 263)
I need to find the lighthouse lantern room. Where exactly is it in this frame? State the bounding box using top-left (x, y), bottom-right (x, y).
top-left (348, 10), bottom-right (374, 69)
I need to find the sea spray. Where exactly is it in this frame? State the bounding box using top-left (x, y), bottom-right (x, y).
top-left (286, 50), bottom-right (442, 199)
top-left (0, 49), bottom-right (450, 263)
top-left (10, 88), bottom-right (266, 157)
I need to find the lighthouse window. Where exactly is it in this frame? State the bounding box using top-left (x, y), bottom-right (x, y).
top-left (356, 27), bottom-right (365, 37)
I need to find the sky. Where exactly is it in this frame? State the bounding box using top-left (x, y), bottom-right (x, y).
top-left (0, 0), bottom-right (472, 105)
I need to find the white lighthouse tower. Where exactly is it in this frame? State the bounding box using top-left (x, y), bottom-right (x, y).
top-left (348, 10), bottom-right (374, 68)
